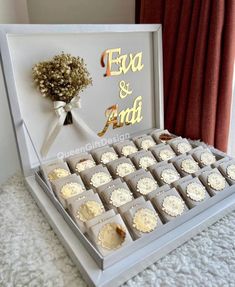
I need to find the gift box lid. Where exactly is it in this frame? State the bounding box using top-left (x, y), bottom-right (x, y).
top-left (0, 24), bottom-right (164, 176)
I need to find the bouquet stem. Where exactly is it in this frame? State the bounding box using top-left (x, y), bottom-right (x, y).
top-left (64, 111), bottom-right (73, 125)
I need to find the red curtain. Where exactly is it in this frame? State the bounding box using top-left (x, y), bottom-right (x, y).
top-left (137, 0), bottom-right (235, 152)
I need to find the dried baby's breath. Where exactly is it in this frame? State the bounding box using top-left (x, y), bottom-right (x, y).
top-left (32, 52), bottom-right (92, 102)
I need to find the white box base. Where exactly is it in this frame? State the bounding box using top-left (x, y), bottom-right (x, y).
top-left (25, 175), bottom-right (235, 287)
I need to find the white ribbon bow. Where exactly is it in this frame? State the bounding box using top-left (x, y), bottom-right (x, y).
top-left (41, 95), bottom-right (98, 157)
top-left (54, 95), bottom-right (81, 118)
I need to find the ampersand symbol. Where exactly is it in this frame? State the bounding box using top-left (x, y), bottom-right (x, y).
top-left (119, 80), bottom-right (133, 99)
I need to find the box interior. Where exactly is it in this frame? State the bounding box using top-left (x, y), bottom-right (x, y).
top-left (0, 25), bottom-right (163, 175)
top-left (2, 26), bottom-right (235, 280)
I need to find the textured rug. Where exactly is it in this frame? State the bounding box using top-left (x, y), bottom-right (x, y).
top-left (0, 173), bottom-right (235, 287)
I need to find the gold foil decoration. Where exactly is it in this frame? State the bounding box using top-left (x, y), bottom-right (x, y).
top-left (119, 96), bottom-right (143, 125)
top-left (181, 159), bottom-right (199, 174)
top-left (98, 48), bottom-right (144, 137)
top-left (200, 152), bottom-right (216, 165)
top-left (98, 96), bottom-right (143, 137)
top-left (90, 172), bottom-right (112, 188)
top-left (140, 139), bottom-right (156, 150)
top-left (98, 222), bottom-right (126, 250)
top-left (100, 48), bottom-right (144, 77)
top-left (162, 195), bottom-right (185, 217)
top-left (60, 182), bottom-right (84, 199)
top-left (139, 156), bottom-right (156, 170)
top-left (207, 172), bottom-right (226, 191)
top-left (97, 104), bottom-right (120, 137)
top-left (177, 142), bottom-right (192, 154)
top-left (100, 151), bottom-right (118, 164)
top-left (109, 188), bottom-right (133, 207)
top-left (116, 163), bottom-right (135, 177)
top-left (121, 145), bottom-right (138, 157)
top-left (161, 169), bottom-right (180, 184)
top-left (76, 200), bottom-right (104, 222)
top-left (48, 168), bottom-right (70, 181)
top-left (133, 208), bottom-right (158, 233)
top-left (159, 149), bottom-right (176, 161)
top-left (227, 164), bottom-right (235, 180)
top-left (186, 182), bottom-right (206, 202)
top-left (119, 80), bottom-right (133, 99)
top-left (75, 159), bottom-right (96, 173)
top-left (136, 177), bottom-right (158, 195)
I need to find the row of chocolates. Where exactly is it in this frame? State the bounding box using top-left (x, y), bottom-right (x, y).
top-left (39, 129), bottom-right (235, 256)
top-left (44, 163), bottom-right (233, 256)
top-left (42, 129), bottom-right (192, 181)
top-left (42, 145), bottom-right (224, 194)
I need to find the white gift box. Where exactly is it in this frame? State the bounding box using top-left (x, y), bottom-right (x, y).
top-left (1, 24), bottom-right (235, 287)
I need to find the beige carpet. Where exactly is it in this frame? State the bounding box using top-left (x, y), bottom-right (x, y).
top-left (0, 173), bottom-right (235, 287)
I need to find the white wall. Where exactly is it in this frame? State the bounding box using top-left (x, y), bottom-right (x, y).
top-left (0, 0), bottom-right (29, 24)
top-left (0, 0), bottom-right (135, 183)
top-left (27, 0), bottom-right (135, 24)
top-left (0, 0), bottom-right (29, 183)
